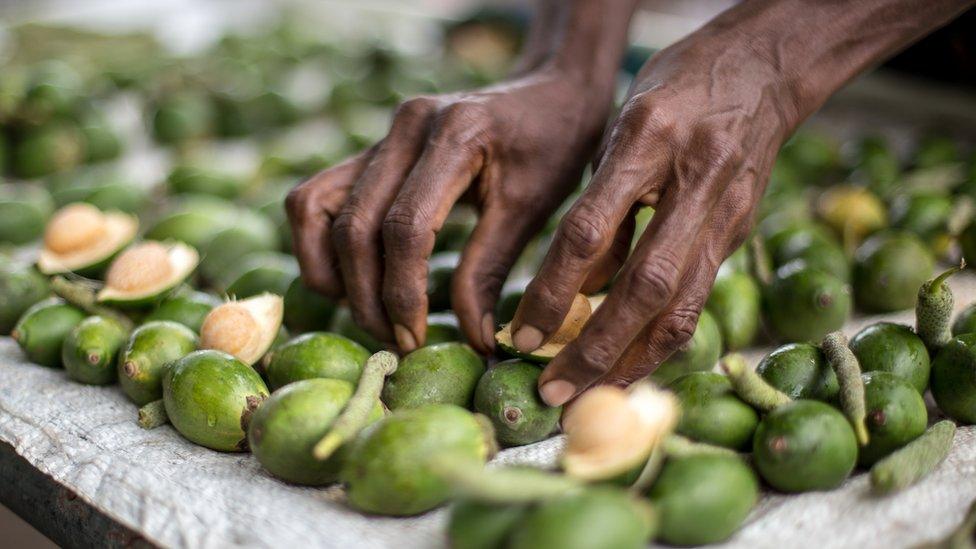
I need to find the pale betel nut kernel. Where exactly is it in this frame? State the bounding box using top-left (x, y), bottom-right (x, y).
top-left (44, 203), bottom-right (108, 254)
top-left (200, 303), bottom-right (259, 358)
top-left (562, 386), bottom-right (637, 453)
top-left (105, 242), bottom-right (174, 292)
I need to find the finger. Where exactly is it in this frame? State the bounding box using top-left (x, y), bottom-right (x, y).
top-left (535, 138), bottom-right (741, 406)
top-left (540, 164), bottom-right (757, 403)
top-left (601, 246), bottom-right (722, 387)
top-left (580, 207), bottom-right (636, 294)
top-left (332, 98), bottom-right (439, 343)
top-left (382, 107), bottom-right (486, 351)
top-left (452, 204), bottom-right (548, 354)
top-left (509, 128), bottom-right (670, 354)
top-left (285, 151), bottom-right (371, 297)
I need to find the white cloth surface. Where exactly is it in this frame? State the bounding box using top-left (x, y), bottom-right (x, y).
top-left (4, 272), bottom-right (976, 548)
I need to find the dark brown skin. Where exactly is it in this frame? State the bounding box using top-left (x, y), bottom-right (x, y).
top-left (287, 0), bottom-right (638, 352)
top-left (288, 0), bottom-right (974, 407)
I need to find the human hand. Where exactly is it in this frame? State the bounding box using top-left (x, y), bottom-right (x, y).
top-left (286, 70), bottom-right (610, 353)
top-left (513, 0), bottom-right (975, 407)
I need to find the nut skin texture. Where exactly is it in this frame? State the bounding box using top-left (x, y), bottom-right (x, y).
top-left (648, 454), bottom-right (758, 546)
top-left (669, 371), bottom-right (758, 451)
top-left (849, 322), bottom-right (930, 394)
top-left (382, 342), bottom-right (485, 411)
top-left (473, 360), bottom-right (561, 447)
top-left (13, 297), bottom-right (86, 368)
top-left (265, 332), bottom-right (369, 390)
top-left (0, 263), bottom-right (50, 334)
top-left (162, 350), bottom-right (269, 452)
top-left (248, 378), bottom-right (383, 486)
top-left (853, 231), bottom-right (935, 313)
top-left (61, 315), bottom-right (128, 385)
top-left (753, 400), bottom-right (858, 493)
top-left (931, 333), bottom-right (976, 424)
top-left (341, 404), bottom-right (490, 516)
top-left (756, 342), bottom-right (840, 403)
top-left (119, 321), bottom-right (198, 406)
top-left (859, 371), bottom-right (927, 467)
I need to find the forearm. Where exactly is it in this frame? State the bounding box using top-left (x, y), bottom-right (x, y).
top-left (700, 0), bottom-right (975, 125)
top-left (513, 0), bottom-right (640, 98)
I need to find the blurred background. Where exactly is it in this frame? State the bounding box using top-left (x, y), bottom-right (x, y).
top-left (0, 1), bottom-right (972, 546)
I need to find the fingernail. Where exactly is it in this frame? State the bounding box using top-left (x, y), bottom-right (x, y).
top-left (539, 380), bottom-right (576, 407)
top-left (481, 313), bottom-right (496, 352)
top-left (393, 324), bottom-right (418, 353)
top-left (513, 325), bottom-right (544, 353)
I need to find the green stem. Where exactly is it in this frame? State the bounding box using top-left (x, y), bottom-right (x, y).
top-left (916, 262), bottom-right (964, 354)
top-left (138, 399), bottom-right (168, 429)
top-left (431, 457), bottom-right (583, 504)
top-left (720, 353), bottom-right (791, 413)
top-left (628, 447), bottom-right (665, 494)
top-left (870, 420), bottom-right (955, 495)
top-left (51, 276), bottom-right (134, 331)
top-left (749, 235), bottom-right (773, 287)
top-left (664, 434), bottom-right (740, 459)
top-left (821, 331), bottom-right (869, 446)
top-left (313, 351), bottom-right (398, 460)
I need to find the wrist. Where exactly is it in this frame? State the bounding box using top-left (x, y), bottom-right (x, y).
top-left (513, 0), bottom-right (638, 102)
top-left (698, 0), bottom-right (975, 124)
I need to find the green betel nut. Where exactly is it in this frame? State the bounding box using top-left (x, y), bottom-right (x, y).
top-left (705, 271), bottom-right (761, 351)
top-left (649, 309), bottom-right (722, 385)
top-left (953, 303), bottom-right (976, 337)
top-left (859, 371), bottom-right (928, 466)
top-left (669, 371), bottom-right (758, 451)
top-left (341, 404), bottom-right (494, 516)
top-left (763, 261), bottom-right (851, 343)
top-left (756, 342), bottom-right (839, 402)
top-left (849, 322), bottom-right (930, 394)
top-left (753, 400), bottom-right (858, 492)
top-left (61, 315), bottom-right (128, 385)
top-left (383, 342), bottom-right (485, 410)
top-left (473, 360), bottom-right (561, 447)
top-left (448, 501), bottom-right (527, 549)
top-left (265, 332), bottom-right (369, 390)
top-left (12, 297), bottom-right (86, 367)
top-left (648, 454), bottom-right (758, 546)
top-left (162, 350), bottom-right (269, 452)
top-left (931, 333), bottom-right (976, 423)
top-left (0, 263), bottom-right (50, 334)
top-left (853, 231), bottom-right (935, 312)
top-left (249, 378), bottom-right (383, 485)
top-left (507, 488), bottom-right (656, 549)
top-left (144, 290), bottom-right (221, 333)
top-left (119, 321), bottom-right (198, 405)
top-left (282, 277), bottom-right (336, 333)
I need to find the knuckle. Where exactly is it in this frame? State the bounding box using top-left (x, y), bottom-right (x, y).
top-left (430, 101), bottom-right (488, 146)
top-left (556, 209), bottom-right (611, 262)
top-left (685, 128), bottom-right (742, 178)
top-left (618, 94), bottom-right (674, 142)
top-left (628, 251), bottom-right (681, 305)
top-left (284, 184), bottom-right (309, 216)
top-left (393, 96), bottom-right (437, 122)
top-left (383, 207), bottom-right (431, 249)
top-left (578, 340), bottom-right (618, 376)
top-left (658, 307), bottom-right (700, 350)
top-left (331, 208), bottom-right (373, 248)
